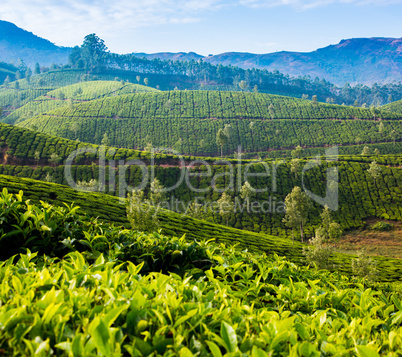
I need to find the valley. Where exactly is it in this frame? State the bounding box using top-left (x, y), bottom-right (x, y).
top-left (0, 26), bottom-right (402, 356)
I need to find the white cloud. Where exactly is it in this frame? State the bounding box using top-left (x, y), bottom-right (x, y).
top-left (238, 0), bottom-right (402, 9)
top-left (0, 0), bottom-right (224, 48)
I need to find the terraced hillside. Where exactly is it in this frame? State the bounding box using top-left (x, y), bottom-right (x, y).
top-left (2, 123), bottom-right (401, 240)
top-left (0, 123), bottom-right (191, 166)
top-left (2, 175), bottom-right (402, 282)
top-left (382, 99), bottom-right (402, 115)
top-left (1, 80), bottom-right (157, 124)
top-left (18, 90), bottom-right (402, 156)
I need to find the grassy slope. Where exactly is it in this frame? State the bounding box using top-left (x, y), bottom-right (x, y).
top-left (1, 123), bottom-right (402, 238)
top-left (0, 122), bottom-right (191, 164)
top-left (3, 81), bottom-right (157, 125)
top-left (18, 91), bottom-right (402, 155)
top-left (1, 173), bottom-right (402, 282)
top-left (382, 99), bottom-right (402, 114)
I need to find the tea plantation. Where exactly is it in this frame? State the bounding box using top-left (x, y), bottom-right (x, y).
top-left (1, 80), bottom-right (157, 125)
top-left (17, 91), bottom-right (402, 156)
top-left (1, 188), bottom-right (402, 355)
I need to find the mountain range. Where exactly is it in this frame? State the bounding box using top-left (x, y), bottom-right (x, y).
top-left (132, 38), bottom-right (402, 85)
top-left (0, 20), bottom-right (71, 68)
top-left (1, 19), bottom-right (402, 85)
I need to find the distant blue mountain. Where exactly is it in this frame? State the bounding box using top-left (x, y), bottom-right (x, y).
top-left (130, 38), bottom-right (402, 85)
top-left (1, 19), bottom-right (402, 85)
top-left (0, 20), bottom-right (71, 68)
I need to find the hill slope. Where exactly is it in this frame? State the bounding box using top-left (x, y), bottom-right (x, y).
top-left (2, 174), bottom-right (402, 282)
top-left (0, 20), bottom-right (71, 67)
top-left (382, 99), bottom-right (402, 115)
top-left (3, 80), bottom-right (157, 124)
top-left (2, 123), bottom-right (402, 240)
top-left (17, 90), bottom-right (402, 155)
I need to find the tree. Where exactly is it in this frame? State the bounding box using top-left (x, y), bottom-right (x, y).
top-left (144, 142), bottom-right (153, 152)
top-left (316, 205), bottom-right (343, 241)
top-left (80, 34), bottom-right (108, 71)
top-left (144, 78), bottom-right (149, 86)
top-left (367, 161), bottom-right (381, 185)
top-left (150, 178), bottom-right (165, 213)
top-left (312, 95), bottom-right (318, 106)
top-left (44, 173), bottom-right (54, 183)
top-left (217, 192), bottom-right (234, 226)
top-left (136, 76), bottom-right (140, 83)
top-left (374, 148), bottom-right (380, 156)
top-left (101, 133), bottom-right (109, 146)
top-left (240, 181), bottom-right (254, 212)
top-left (253, 85), bottom-right (258, 93)
top-left (351, 250), bottom-right (378, 282)
top-left (303, 232), bottom-right (332, 270)
top-left (361, 146), bottom-right (370, 156)
top-left (283, 186), bottom-right (311, 242)
top-left (353, 100), bottom-right (359, 107)
top-left (126, 190), bottom-right (158, 232)
top-left (371, 106), bottom-right (379, 119)
top-left (49, 153), bottom-right (62, 166)
top-left (291, 145), bottom-right (303, 159)
top-left (290, 158), bottom-right (301, 178)
top-left (378, 121), bottom-right (384, 133)
top-left (238, 80), bottom-right (247, 91)
top-left (25, 68), bottom-right (32, 84)
top-left (186, 201), bottom-right (205, 220)
top-left (34, 63), bottom-right (41, 75)
top-left (0, 105), bottom-right (2, 117)
top-left (216, 128), bottom-right (229, 157)
top-left (34, 151), bottom-right (40, 164)
top-left (301, 94), bottom-right (309, 100)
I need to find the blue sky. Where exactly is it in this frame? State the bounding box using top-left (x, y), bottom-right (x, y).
top-left (1, 0), bottom-right (402, 55)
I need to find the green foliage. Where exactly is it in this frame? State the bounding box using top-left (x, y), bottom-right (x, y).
top-left (126, 190), bottom-right (159, 233)
top-left (2, 179), bottom-right (402, 281)
top-left (370, 221), bottom-right (394, 231)
top-left (217, 191), bottom-right (234, 226)
top-left (367, 160), bottom-right (382, 184)
top-left (3, 80), bottom-right (157, 125)
top-left (283, 187), bottom-right (311, 242)
top-left (1, 194), bottom-right (402, 355)
top-left (303, 234), bottom-right (333, 270)
top-left (352, 249), bottom-right (378, 282)
top-left (17, 90), bottom-right (402, 156)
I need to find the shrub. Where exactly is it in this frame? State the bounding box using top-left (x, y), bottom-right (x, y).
top-left (370, 221), bottom-right (394, 231)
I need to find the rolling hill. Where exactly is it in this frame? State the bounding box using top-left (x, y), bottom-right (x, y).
top-left (382, 99), bottom-right (402, 115)
top-left (3, 80), bottom-right (157, 125)
top-left (16, 90), bottom-right (402, 156)
top-left (2, 122), bottom-right (402, 240)
top-left (1, 173), bottom-right (402, 282)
